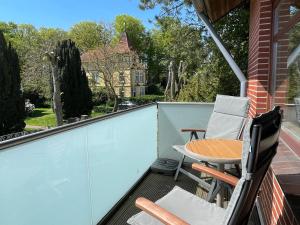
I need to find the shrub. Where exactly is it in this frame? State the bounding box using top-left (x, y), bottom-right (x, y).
top-left (93, 105), bottom-right (113, 114)
top-left (92, 88), bottom-right (108, 106)
top-left (128, 95), bottom-right (164, 105)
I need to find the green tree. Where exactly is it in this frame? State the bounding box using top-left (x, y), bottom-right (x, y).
top-left (0, 22), bottom-right (68, 105)
top-left (22, 27), bottom-right (68, 104)
top-left (69, 21), bottom-right (104, 52)
top-left (0, 31), bottom-right (25, 135)
top-left (114, 15), bottom-right (146, 53)
top-left (147, 17), bottom-right (204, 97)
top-left (54, 40), bottom-right (93, 118)
top-left (178, 7), bottom-right (249, 101)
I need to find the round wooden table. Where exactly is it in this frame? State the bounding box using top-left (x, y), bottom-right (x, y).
top-left (185, 139), bottom-right (243, 164)
top-left (185, 139), bottom-right (243, 207)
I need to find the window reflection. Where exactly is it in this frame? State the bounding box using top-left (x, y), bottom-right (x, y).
top-left (274, 0), bottom-right (300, 139)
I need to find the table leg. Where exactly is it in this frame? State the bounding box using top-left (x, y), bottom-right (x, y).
top-left (216, 164), bottom-right (225, 207)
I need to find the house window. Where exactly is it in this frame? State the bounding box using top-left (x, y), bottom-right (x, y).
top-left (273, 0), bottom-right (300, 139)
top-left (139, 72), bottom-right (144, 83)
top-left (135, 71), bottom-right (140, 83)
top-left (135, 71), bottom-right (144, 83)
top-left (119, 72), bottom-right (125, 84)
top-left (132, 87), bottom-right (136, 97)
top-left (92, 72), bottom-right (100, 83)
top-left (140, 86), bottom-right (145, 96)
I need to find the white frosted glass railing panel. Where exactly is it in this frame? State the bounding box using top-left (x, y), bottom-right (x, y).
top-left (157, 103), bottom-right (214, 160)
top-left (0, 105), bottom-right (157, 225)
top-left (87, 106), bottom-right (157, 224)
top-left (0, 128), bottom-right (92, 225)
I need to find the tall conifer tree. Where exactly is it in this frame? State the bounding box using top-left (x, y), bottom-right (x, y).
top-left (54, 40), bottom-right (92, 119)
top-left (0, 31), bottom-right (25, 135)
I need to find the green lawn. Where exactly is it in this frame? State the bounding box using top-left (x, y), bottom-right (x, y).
top-left (25, 108), bottom-right (56, 128)
top-left (25, 108), bottom-right (105, 128)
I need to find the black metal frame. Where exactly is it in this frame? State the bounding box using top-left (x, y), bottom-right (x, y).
top-left (228, 106), bottom-right (282, 225)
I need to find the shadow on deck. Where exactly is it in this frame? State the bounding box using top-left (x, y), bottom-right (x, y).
top-left (103, 171), bottom-right (199, 225)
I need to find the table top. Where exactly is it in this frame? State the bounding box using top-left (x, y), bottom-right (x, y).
top-left (185, 139), bottom-right (243, 164)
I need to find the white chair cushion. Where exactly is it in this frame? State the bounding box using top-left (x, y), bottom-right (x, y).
top-left (127, 186), bottom-right (226, 225)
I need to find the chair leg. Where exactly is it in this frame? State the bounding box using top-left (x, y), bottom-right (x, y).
top-left (234, 164), bottom-right (241, 177)
top-left (207, 178), bottom-right (217, 202)
top-left (174, 155), bottom-right (185, 181)
top-left (207, 180), bottom-right (222, 203)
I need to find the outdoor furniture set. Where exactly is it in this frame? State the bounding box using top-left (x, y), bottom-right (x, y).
top-left (127, 95), bottom-right (282, 225)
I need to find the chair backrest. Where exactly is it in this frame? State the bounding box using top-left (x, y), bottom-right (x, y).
top-left (295, 98), bottom-right (300, 123)
top-left (205, 95), bottom-right (250, 139)
top-left (223, 106), bottom-right (282, 225)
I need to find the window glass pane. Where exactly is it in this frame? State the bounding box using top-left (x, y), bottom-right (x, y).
top-left (119, 72), bottom-right (125, 83)
top-left (135, 71), bottom-right (139, 83)
top-left (139, 73), bottom-right (143, 83)
top-left (273, 0), bottom-right (300, 139)
top-left (140, 87), bottom-right (145, 95)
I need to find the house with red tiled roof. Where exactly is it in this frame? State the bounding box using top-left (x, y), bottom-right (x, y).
top-left (81, 32), bottom-right (147, 98)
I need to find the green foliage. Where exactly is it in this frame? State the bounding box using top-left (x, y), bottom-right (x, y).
top-left (69, 21), bottom-right (104, 52)
top-left (54, 40), bottom-right (93, 118)
top-left (178, 6), bottom-right (249, 101)
top-left (114, 15), bottom-right (146, 53)
top-left (93, 105), bottom-right (114, 113)
top-left (0, 31), bottom-right (25, 135)
top-left (128, 95), bottom-right (164, 105)
top-left (0, 22), bottom-right (68, 102)
top-left (92, 87), bottom-right (108, 106)
top-left (139, 1), bottom-right (249, 102)
top-left (148, 17), bottom-right (204, 86)
top-left (178, 73), bottom-right (218, 102)
top-left (146, 84), bottom-right (164, 95)
top-left (23, 90), bottom-right (47, 107)
top-left (287, 23), bottom-right (300, 102)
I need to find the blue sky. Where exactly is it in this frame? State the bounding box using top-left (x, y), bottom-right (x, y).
top-left (0, 0), bottom-right (160, 30)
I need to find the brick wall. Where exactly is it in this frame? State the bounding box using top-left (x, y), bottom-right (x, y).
top-left (259, 168), bottom-right (298, 225)
top-left (247, 0), bottom-right (273, 116)
top-left (247, 0), bottom-right (297, 224)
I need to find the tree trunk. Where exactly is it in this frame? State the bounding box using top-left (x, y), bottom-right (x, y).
top-left (165, 61), bottom-right (172, 100)
top-left (113, 95), bottom-right (118, 112)
top-left (51, 62), bottom-right (64, 126)
top-left (177, 60), bottom-right (186, 95)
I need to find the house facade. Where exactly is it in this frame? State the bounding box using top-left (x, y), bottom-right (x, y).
top-left (81, 32), bottom-right (147, 98)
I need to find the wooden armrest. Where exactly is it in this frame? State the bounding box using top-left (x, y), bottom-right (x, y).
top-left (181, 128), bottom-right (206, 132)
top-left (136, 197), bottom-right (190, 225)
top-left (192, 163), bottom-right (239, 186)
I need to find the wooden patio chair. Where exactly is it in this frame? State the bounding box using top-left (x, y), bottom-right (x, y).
top-left (174, 95), bottom-right (250, 183)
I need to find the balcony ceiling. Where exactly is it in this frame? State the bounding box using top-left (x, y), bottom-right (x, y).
top-left (199, 0), bottom-right (247, 22)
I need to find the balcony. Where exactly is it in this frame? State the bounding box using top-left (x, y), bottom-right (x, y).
top-left (0, 102), bottom-right (299, 225)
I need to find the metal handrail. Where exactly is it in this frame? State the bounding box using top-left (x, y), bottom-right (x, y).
top-left (0, 103), bottom-right (156, 150)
